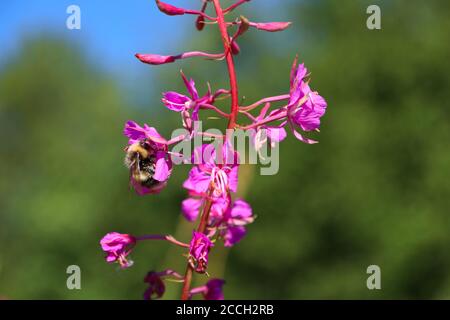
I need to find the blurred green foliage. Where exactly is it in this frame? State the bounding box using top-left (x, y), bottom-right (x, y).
top-left (1, 0), bottom-right (449, 299)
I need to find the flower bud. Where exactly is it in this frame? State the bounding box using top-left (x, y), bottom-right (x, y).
top-left (189, 231), bottom-right (213, 273)
top-left (231, 41), bottom-right (241, 55)
top-left (196, 15), bottom-right (205, 31)
top-left (135, 53), bottom-right (175, 65)
top-left (155, 0), bottom-right (186, 16)
top-left (254, 21), bottom-right (292, 32)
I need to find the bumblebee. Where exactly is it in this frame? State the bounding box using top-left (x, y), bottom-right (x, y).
top-left (124, 140), bottom-right (159, 188)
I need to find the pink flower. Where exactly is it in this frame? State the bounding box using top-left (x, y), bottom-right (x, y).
top-left (190, 279), bottom-right (225, 300)
top-left (222, 199), bottom-right (254, 247)
top-left (189, 278), bottom-right (225, 300)
top-left (142, 269), bottom-right (182, 300)
top-left (189, 231), bottom-right (214, 273)
top-left (124, 121), bottom-right (172, 195)
top-left (287, 57), bottom-right (327, 144)
top-left (291, 82), bottom-right (327, 131)
top-left (100, 232), bottom-right (136, 269)
top-left (204, 279), bottom-right (225, 300)
top-left (182, 195), bottom-right (254, 247)
top-left (143, 271), bottom-right (165, 300)
top-left (163, 72), bottom-right (200, 112)
top-left (183, 144), bottom-right (239, 197)
top-left (162, 72), bottom-right (212, 131)
top-left (226, 199), bottom-right (254, 226)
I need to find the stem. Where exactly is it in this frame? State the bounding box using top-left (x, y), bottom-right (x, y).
top-left (184, 9), bottom-right (217, 21)
top-left (197, 192), bottom-right (215, 232)
top-left (200, 103), bottom-right (230, 118)
top-left (239, 109), bottom-right (288, 130)
top-left (135, 234), bottom-right (189, 248)
top-left (240, 94), bottom-right (290, 112)
top-left (223, 0), bottom-right (250, 13)
top-left (180, 266), bottom-right (194, 300)
top-left (181, 187), bottom-right (215, 300)
top-left (213, 88), bottom-right (231, 99)
top-left (240, 110), bottom-right (257, 122)
top-left (181, 0), bottom-right (240, 300)
top-left (213, 0), bottom-right (239, 130)
top-left (158, 269), bottom-right (184, 279)
top-left (175, 51), bottom-right (225, 60)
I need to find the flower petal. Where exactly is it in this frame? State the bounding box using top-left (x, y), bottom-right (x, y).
top-left (162, 91), bottom-right (190, 112)
top-left (204, 279), bottom-right (225, 300)
top-left (181, 71), bottom-right (199, 100)
top-left (224, 226), bottom-right (246, 247)
top-left (227, 165), bottom-right (239, 193)
top-left (181, 198), bottom-right (202, 222)
top-left (183, 166), bottom-right (211, 194)
top-left (266, 126), bottom-right (287, 143)
top-left (124, 121), bottom-right (147, 144)
top-left (289, 122), bottom-right (318, 144)
top-left (153, 152), bottom-right (171, 182)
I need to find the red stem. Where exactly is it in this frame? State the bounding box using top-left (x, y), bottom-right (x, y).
top-left (180, 0), bottom-right (240, 300)
top-left (213, 0), bottom-right (239, 130)
top-left (223, 0), bottom-right (250, 13)
top-left (180, 266), bottom-right (194, 300)
top-left (180, 187), bottom-right (214, 300)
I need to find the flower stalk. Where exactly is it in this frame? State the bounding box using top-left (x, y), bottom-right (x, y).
top-left (181, 186), bottom-right (215, 300)
top-left (99, 0), bottom-right (327, 301)
top-left (212, 0), bottom-right (240, 130)
top-left (135, 234), bottom-right (190, 248)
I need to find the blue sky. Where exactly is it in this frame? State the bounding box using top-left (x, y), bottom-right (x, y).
top-left (0, 1), bottom-right (191, 74)
top-left (0, 1), bottom-right (293, 75)
top-left (0, 1), bottom-right (298, 105)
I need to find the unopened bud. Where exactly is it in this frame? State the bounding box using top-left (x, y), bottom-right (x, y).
top-left (196, 15), bottom-right (205, 31)
top-left (135, 53), bottom-right (175, 65)
top-left (253, 22), bottom-right (292, 32)
top-left (231, 41), bottom-right (240, 55)
top-left (155, 0), bottom-right (186, 16)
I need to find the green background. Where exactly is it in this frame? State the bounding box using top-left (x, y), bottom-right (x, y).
top-left (1, 0), bottom-right (449, 299)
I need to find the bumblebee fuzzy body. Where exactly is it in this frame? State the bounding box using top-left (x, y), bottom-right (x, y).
top-left (124, 141), bottom-right (159, 188)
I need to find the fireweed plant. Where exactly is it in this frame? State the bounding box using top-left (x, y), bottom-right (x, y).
top-left (100, 0), bottom-right (327, 300)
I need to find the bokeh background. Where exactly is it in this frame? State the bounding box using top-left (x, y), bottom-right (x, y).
top-left (1, 0), bottom-right (449, 299)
